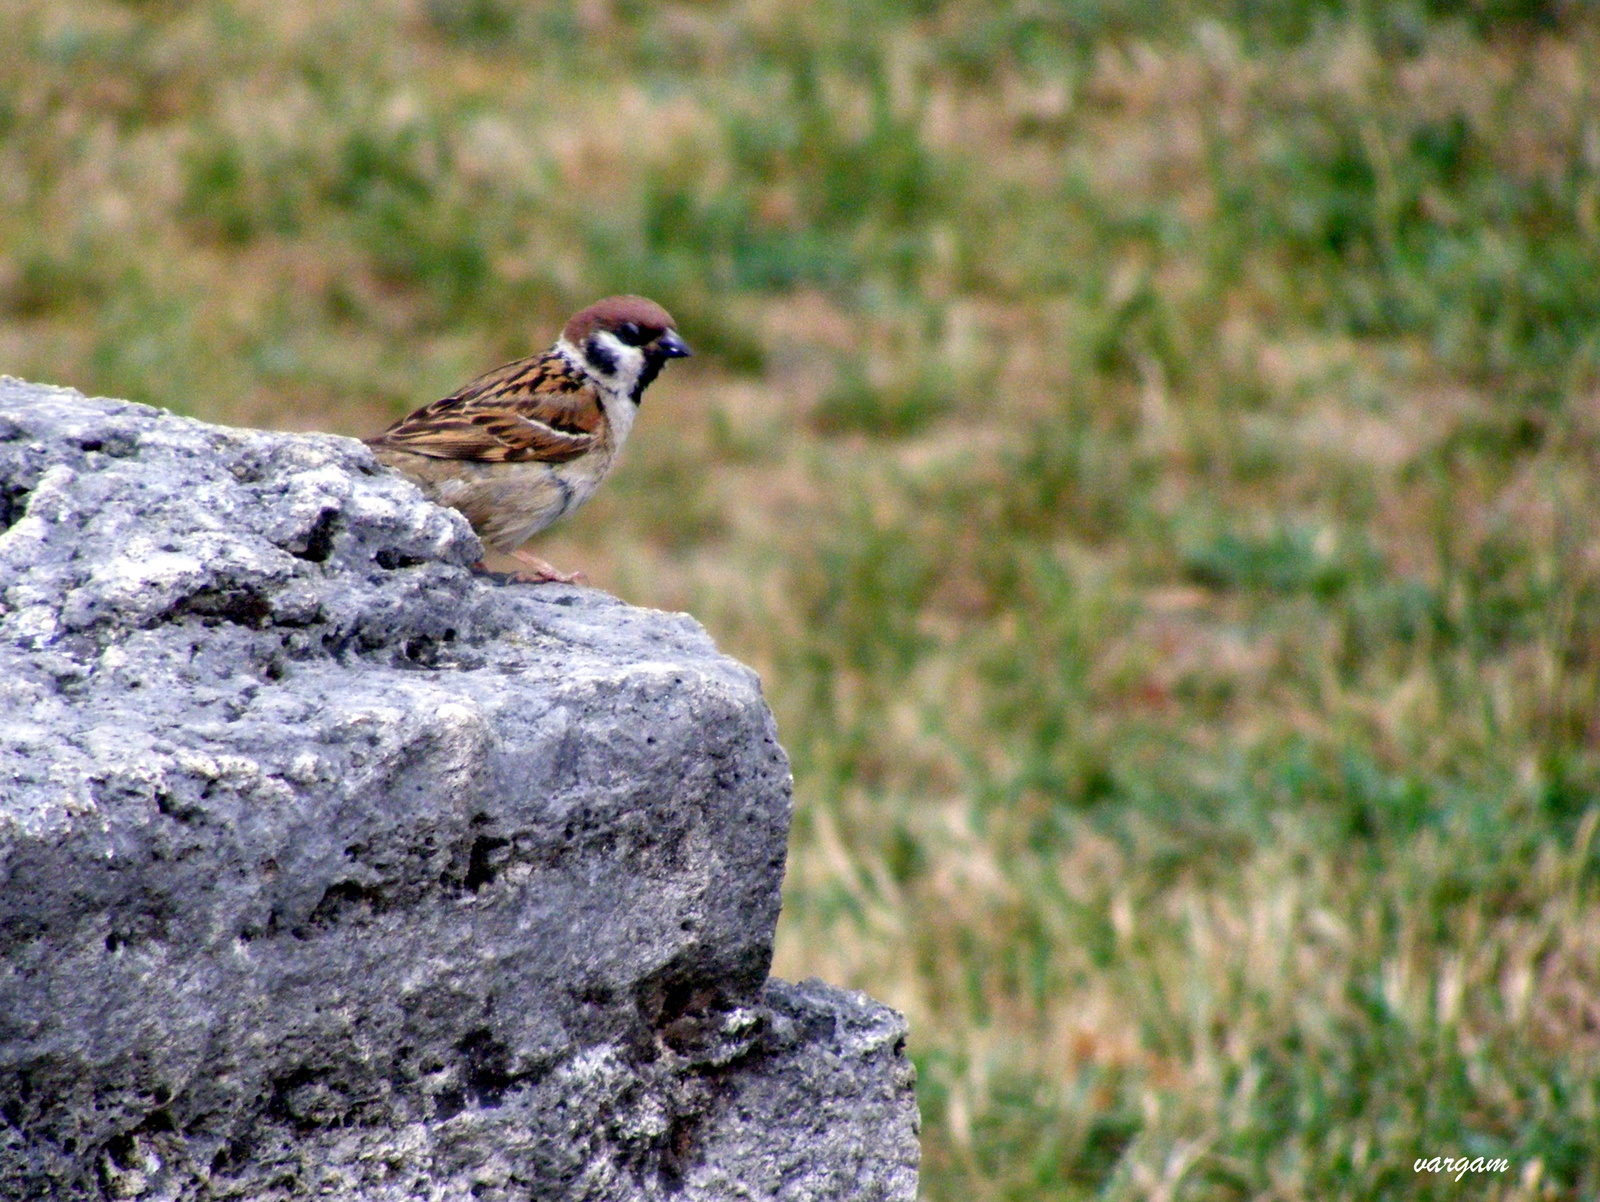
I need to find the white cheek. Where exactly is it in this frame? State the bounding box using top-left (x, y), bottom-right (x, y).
top-left (593, 332), bottom-right (646, 384)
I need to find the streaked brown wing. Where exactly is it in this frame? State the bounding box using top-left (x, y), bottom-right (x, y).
top-left (367, 351), bottom-right (603, 464)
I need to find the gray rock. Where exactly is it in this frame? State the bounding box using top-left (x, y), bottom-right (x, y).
top-left (0, 378), bottom-right (918, 1201)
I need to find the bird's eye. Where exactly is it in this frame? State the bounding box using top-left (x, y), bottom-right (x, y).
top-left (616, 322), bottom-right (646, 346)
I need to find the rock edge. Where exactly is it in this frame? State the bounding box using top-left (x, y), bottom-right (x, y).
top-left (0, 378), bottom-right (918, 1201)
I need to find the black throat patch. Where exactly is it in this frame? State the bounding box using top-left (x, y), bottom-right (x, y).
top-left (631, 350), bottom-right (668, 405)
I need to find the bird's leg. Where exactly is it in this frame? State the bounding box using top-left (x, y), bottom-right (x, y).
top-left (503, 550), bottom-right (587, 585)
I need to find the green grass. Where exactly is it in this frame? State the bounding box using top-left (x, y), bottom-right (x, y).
top-left (4, 1), bottom-right (1600, 1197)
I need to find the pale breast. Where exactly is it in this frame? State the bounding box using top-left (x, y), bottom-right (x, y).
top-left (372, 408), bottom-right (626, 554)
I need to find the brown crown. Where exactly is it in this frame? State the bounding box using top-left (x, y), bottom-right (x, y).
top-left (562, 295), bottom-right (678, 345)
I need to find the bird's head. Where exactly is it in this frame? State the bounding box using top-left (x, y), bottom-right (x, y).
top-left (560, 295), bottom-right (691, 405)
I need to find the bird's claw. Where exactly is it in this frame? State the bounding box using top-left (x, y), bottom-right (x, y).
top-left (505, 553), bottom-right (587, 586)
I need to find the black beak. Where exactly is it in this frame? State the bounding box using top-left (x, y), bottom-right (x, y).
top-left (656, 330), bottom-right (691, 359)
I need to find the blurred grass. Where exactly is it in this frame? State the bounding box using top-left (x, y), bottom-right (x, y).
top-left (5, 0), bottom-right (1600, 1196)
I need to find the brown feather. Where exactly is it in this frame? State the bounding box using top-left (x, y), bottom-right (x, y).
top-left (561, 295), bottom-right (676, 346)
top-left (365, 349), bottom-right (604, 464)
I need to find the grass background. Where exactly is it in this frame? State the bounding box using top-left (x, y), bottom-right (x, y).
top-left (4, 0), bottom-right (1600, 1196)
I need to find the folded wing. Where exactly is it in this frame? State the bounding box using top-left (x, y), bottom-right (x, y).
top-left (366, 351), bottom-right (603, 464)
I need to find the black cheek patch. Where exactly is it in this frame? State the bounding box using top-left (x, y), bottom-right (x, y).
top-left (584, 336), bottom-right (618, 377)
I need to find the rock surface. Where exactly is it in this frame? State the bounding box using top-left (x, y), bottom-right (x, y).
top-left (0, 378), bottom-right (918, 1201)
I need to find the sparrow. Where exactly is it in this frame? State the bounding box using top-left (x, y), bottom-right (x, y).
top-left (366, 295), bottom-right (690, 583)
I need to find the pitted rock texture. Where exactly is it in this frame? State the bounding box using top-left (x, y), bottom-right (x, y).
top-left (0, 378), bottom-right (919, 1202)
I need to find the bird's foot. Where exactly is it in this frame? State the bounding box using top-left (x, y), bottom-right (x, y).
top-left (497, 551), bottom-right (587, 586)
